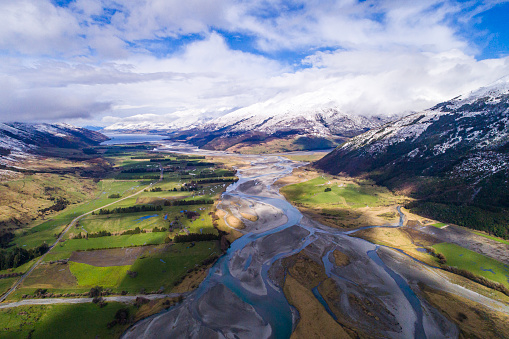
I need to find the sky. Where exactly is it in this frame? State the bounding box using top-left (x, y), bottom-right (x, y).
top-left (1, 0), bottom-right (509, 127)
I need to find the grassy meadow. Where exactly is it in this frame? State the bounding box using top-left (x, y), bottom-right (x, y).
top-left (280, 173), bottom-right (405, 228)
top-left (432, 243), bottom-right (509, 289)
top-left (0, 302), bottom-right (136, 339)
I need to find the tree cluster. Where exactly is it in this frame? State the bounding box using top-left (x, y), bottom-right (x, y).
top-left (164, 199), bottom-right (213, 206)
top-left (173, 233), bottom-right (220, 243)
top-left (408, 201), bottom-right (509, 239)
top-left (0, 243), bottom-right (49, 270)
top-left (94, 205), bottom-right (162, 215)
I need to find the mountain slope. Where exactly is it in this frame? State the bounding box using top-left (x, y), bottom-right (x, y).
top-left (0, 122), bottom-right (109, 163)
top-left (316, 78), bottom-right (509, 237)
top-left (165, 107), bottom-right (393, 152)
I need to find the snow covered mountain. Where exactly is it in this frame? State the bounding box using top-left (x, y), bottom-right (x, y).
top-left (316, 77), bottom-right (509, 210)
top-left (110, 106), bottom-right (393, 152)
top-left (0, 122), bottom-right (108, 164)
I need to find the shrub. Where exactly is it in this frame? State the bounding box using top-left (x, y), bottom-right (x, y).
top-left (89, 286), bottom-right (103, 297)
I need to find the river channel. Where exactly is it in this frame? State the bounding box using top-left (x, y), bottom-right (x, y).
top-left (122, 146), bottom-right (507, 339)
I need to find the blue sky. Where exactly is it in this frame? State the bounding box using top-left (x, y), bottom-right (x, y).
top-left (0, 0), bottom-right (508, 126)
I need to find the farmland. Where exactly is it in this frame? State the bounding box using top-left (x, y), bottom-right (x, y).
top-left (1, 145), bottom-right (235, 306)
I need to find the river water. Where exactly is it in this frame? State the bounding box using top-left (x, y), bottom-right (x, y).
top-left (121, 146), bottom-right (469, 338)
top-left (100, 133), bottom-right (168, 145)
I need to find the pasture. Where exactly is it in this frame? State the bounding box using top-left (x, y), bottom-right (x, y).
top-left (432, 243), bottom-right (509, 288)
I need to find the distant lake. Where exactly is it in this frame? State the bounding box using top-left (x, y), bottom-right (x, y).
top-left (100, 133), bottom-right (168, 145)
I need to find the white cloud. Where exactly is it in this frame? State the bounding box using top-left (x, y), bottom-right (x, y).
top-left (0, 0), bottom-right (84, 55)
top-left (0, 0), bottom-right (508, 125)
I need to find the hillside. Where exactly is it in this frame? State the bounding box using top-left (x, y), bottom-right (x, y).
top-left (105, 107), bottom-right (393, 153)
top-left (0, 123), bottom-right (110, 230)
top-left (0, 122), bottom-right (108, 163)
top-left (316, 78), bottom-right (509, 237)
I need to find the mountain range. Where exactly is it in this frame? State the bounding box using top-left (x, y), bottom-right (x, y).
top-left (105, 107), bottom-right (395, 153)
top-left (316, 77), bottom-right (509, 237)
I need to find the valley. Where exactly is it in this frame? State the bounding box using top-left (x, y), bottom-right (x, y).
top-left (119, 145), bottom-right (509, 338)
top-left (3, 2), bottom-right (509, 338)
top-left (1, 137), bottom-right (509, 338)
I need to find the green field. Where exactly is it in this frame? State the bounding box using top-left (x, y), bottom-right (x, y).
top-left (0, 277), bottom-right (16, 297)
top-left (53, 232), bottom-right (168, 254)
top-left (118, 241), bottom-right (219, 292)
top-left (3, 149), bottom-right (228, 302)
top-left (432, 243), bottom-right (509, 288)
top-left (0, 302), bottom-right (135, 339)
top-left (70, 262), bottom-right (131, 287)
top-left (68, 203), bottom-right (218, 241)
top-left (11, 179), bottom-right (152, 249)
top-left (281, 177), bottom-right (395, 208)
top-left (430, 222), bottom-right (447, 228)
top-left (76, 212), bottom-right (167, 234)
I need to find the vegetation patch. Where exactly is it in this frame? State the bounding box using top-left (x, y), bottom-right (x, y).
top-left (22, 263), bottom-right (77, 289)
top-left (54, 232), bottom-right (167, 253)
top-left (472, 231), bottom-right (509, 246)
top-left (419, 284), bottom-right (509, 338)
top-left (281, 175), bottom-right (405, 229)
top-left (408, 201), bottom-right (509, 239)
top-left (69, 262), bottom-right (131, 287)
top-left (69, 247), bottom-right (146, 267)
top-left (283, 275), bottom-right (350, 339)
top-left (432, 242), bottom-right (509, 289)
top-left (352, 227), bottom-right (439, 266)
top-left (333, 250), bottom-right (350, 267)
top-left (0, 277), bottom-right (16, 297)
top-left (118, 242), bottom-right (219, 293)
top-left (0, 302), bottom-right (136, 339)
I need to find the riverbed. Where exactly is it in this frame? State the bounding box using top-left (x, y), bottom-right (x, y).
top-left (122, 147), bottom-right (509, 339)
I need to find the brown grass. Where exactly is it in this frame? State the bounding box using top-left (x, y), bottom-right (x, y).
top-left (240, 212), bottom-right (258, 222)
top-left (133, 297), bottom-right (181, 322)
top-left (285, 254), bottom-right (328, 289)
top-left (225, 215), bottom-right (245, 230)
top-left (0, 172), bottom-right (98, 230)
top-left (22, 263), bottom-right (77, 289)
top-left (214, 208), bottom-right (243, 242)
top-left (274, 167), bottom-right (320, 188)
top-left (351, 227), bottom-right (439, 266)
top-left (69, 247), bottom-right (147, 267)
top-left (333, 250), bottom-right (350, 267)
top-left (284, 275), bottom-right (351, 339)
top-left (172, 265), bottom-right (212, 293)
top-left (420, 284), bottom-right (509, 338)
top-left (298, 205), bottom-right (401, 230)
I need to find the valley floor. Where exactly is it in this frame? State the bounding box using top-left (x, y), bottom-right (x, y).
top-left (1, 145), bottom-right (509, 338)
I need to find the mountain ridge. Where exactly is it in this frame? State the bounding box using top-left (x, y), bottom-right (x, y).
top-left (315, 78), bottom-right (509, 237)
top-left (0, 122), bottom-right (109, 164)
top-left (105, 107), bottom-right (396, 152)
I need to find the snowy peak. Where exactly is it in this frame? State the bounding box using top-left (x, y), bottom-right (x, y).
top-left (316, 80), bottom-right (509, 207)
top-left (201, 107), bottom-right (389, 137)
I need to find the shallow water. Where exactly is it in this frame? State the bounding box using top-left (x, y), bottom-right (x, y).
top-left (100, 133), bottom-right (167, 145)
top-left (122, 146), bottom-right (434, 339)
